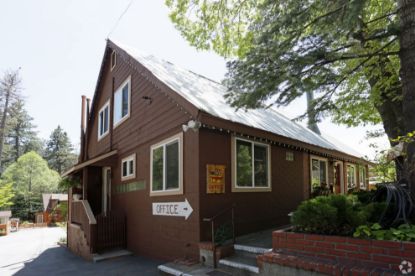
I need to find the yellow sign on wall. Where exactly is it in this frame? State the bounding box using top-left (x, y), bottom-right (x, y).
top-left (207, 164), bottom-right (225, 194)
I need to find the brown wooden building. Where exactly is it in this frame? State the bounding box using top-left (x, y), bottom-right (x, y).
top-left (64, 40), bottom-right (370, 261)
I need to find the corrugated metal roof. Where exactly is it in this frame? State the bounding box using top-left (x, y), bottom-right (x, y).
top-left (111, 40), bottom-right (362, 158)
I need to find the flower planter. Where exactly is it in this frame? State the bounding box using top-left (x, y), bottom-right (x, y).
top-left (258, 228), bottom-right (415, 274)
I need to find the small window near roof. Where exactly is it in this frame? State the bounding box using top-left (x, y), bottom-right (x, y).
top-left (111, 50), bottom-right (116, 70)
top-left (121, 154), bottom-right (135, 180)
top-left (286, 151), bottom-right (294, 161)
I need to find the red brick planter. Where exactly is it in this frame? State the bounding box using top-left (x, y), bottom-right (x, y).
top-left (260, 229), bottom-right (415, 274)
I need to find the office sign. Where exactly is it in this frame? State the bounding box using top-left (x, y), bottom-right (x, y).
top-left (152, 199), bottom-right (193, 220)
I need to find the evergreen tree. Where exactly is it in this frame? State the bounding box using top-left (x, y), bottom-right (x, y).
top-left (44, 126), bottom-right (77, 174)
top-left (3, 99), bottom-right (43, 167)
top-left (0, 69), bottom-right (22, 173)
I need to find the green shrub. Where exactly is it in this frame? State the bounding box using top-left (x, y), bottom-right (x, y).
top-left (291, 195), bottom-right (373, 235)
top-left (354, 223), bottom-right (415, 242)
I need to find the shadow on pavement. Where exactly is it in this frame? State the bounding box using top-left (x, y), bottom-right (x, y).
top-left (14, 246), bottom-right (163, 276)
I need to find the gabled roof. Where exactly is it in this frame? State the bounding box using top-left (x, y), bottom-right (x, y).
top-left (42, 193), bottom-right (68, 211)
top-left (108, 40), bottom-right (362, 159)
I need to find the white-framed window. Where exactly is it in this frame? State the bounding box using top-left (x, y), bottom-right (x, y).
top-left (121, 154), bottom-right (136, 180)
top-left (359, 165), bottom-right (367, 190)
top-left (310, 156), bottom-right (328, 192)
top-left (110, 50), bottom-right (116, 71)
top-left (98, 100), bottom-right (110, 140)
top-left (114, 76), bottom-right (131, 128)
top-left (150, 133), bottom-right (183, 196)
top-left (232, 137), bottom-right (271, 192)
top-left (347, 164), bottom-right (357, 190)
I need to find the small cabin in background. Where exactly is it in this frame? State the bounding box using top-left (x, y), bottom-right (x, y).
top-left (35, 193), bottom-right (68, 225)
top-left (64, 40), bottom-right (370, 261)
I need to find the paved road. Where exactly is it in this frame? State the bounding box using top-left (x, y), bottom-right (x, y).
top-left (0, 227), bottom-right (162, 276)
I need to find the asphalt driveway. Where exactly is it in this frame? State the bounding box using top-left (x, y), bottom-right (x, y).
top-left (0, 227), bottom-right (162, 276)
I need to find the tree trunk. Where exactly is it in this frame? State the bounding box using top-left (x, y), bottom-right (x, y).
top-left (0, 90), bottom-right (11, 173)
top-left (399, 0), bottom-right (415, 194)
top-left (306, 91), bottom-right (321, 134)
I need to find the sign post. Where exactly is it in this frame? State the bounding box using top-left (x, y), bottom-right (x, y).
top-left (152, 199), bottom-right (193, 220)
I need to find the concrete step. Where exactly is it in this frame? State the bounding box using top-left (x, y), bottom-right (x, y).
top-left (158, 262), bottom-right (231, 276)
top-left (234, 244), bottom-right (272, 255)
top-left (92, 249), bottom-right (132, 262)
top-left (218, 251), bottom-right (260, 275)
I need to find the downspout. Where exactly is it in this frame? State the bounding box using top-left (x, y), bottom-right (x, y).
top-left (85, 98), bottom-right (91, 161)
top-left (80, 95), bottom-right (86, 162)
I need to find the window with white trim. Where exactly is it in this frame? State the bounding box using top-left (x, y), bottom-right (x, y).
top-left (310, 156), bottom-right (328, 192)
top-left (233, 138), bottom-right (271, 190)
top-left (347, 164), bottom-right (357, 190)
top-left (98, 101), bottom-right (110, 140)
top-left (121, 154), bottom-right (136, 180)
top-left (150, 133), bottom-right (183, 195)
top-left (114, 76), bottom-right (131, 127)
top-left (359, 166), bottom-right (367, 190)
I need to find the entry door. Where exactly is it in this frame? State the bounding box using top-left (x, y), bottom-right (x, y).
top-left (334, 161), bottom-right (344, 194)
top-left (102, 167), bottom-right (111, 216)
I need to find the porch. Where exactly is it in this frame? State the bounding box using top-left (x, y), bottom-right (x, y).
top-left (65, 150), bottom-right (127, 259)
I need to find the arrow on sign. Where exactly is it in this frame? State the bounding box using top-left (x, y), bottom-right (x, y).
top-left (152, 198), bottom-right (193, 220)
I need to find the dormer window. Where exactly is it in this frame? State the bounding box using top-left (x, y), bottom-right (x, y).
top-left (98, 100), bottom-right (110, 140)
top-left (110, 50), bottom-right (116, 71)
top-left (114, 76), bottom-right (131, 127)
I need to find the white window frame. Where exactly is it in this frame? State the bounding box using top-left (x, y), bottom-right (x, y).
top-left (346, 163), bottom-right (357, 190)
top-left (232, 137), bottom-right (272, 192)
top-left (359, 165), bottom-right (367, 190)
top-left (97, 100), bottom-right (110, 141)
top-left (113, 76), bottom-right (131, 128)
top-left (110, 50), bottom-right (116, 71)
top-left (310, 155), bottom-right (329, 190)
top-left (150, 133), bottom-right (183, 196)
top-left (121, 154), bottom-right (136, 181)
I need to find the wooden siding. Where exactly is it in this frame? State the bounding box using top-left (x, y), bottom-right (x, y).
top-left (85, 48), bottom-right (200, 260)
top-left (198, 128), bottom-right (308, 240)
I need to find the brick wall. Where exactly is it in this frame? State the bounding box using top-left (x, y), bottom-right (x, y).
top-left (272, 230), bottom-right (415, 272)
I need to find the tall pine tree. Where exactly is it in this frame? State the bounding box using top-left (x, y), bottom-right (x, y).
top-left (44, 126), bottom-right (77, 174)
top-left (3, 99), bottom-right (43, 168)
top-left (0, 70), bottom-right (22, 173)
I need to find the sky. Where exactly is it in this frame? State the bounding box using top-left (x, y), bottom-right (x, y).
top-left (0, 0), bottom-right (389, 159)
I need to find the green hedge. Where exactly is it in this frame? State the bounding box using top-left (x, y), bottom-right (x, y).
top-left (291, 194), bottom-right (386, 236)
